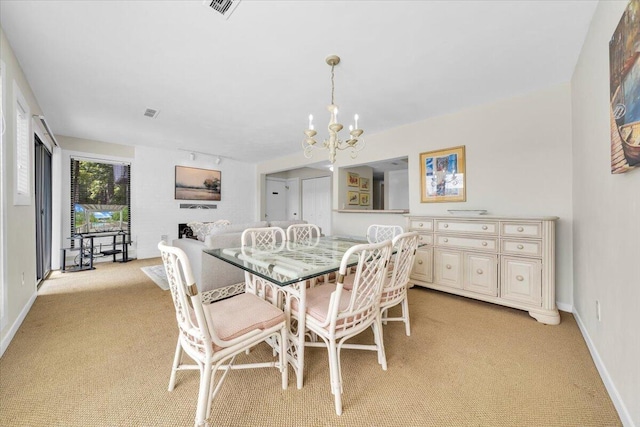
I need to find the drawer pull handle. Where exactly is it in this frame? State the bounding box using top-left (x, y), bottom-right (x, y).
top-left (476, 269), bottom-right (483, 275)
top-left (417, 260), bottom-right (423, 265)
top-left (516, 275), bottom-right (524, 281)
top-left (446, 264), bottom-right (452, 269)
top-left (482, 225), bottom-right (488, 230)
top-left (419, 223), bottom-right (423, 227)
top-left (443, 238), bottom-right (449, 243)
top-left (517, 244), bottom-right (524, 250)
top-left (482, 241), bottom-right (488, 246)
top-left (443, 224), bottom-right (449, 228)
top-left (517, 227), bottom-right (524, 232)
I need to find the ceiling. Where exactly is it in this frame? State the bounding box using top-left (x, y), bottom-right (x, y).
top-left (0, 1), bottom-right (597, 164)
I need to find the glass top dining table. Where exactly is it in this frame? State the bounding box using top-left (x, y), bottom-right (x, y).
top-left (203, 235), bottom-right (368, 287)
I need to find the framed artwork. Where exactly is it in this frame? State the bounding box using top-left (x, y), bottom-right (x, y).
top-left (175, 166), bottom-right (221, 201)
top-left (420, 146), bottom-right (466, 203)
top-left (359, 177), bottom-right (370, 191)
top-left (347, 172), bottom-right (360, 187)
top-left (609, 0), bottom-right (640, 174)
top-left (347, 191), bottom-right (360, 205)
top-left (359, 193), bottom-right (370, 206)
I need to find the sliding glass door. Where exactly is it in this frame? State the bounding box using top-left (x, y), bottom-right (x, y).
top-left (35, 135), bottom-right (52, 284)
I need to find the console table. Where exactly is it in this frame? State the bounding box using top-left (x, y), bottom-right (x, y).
top-left (407, 214), bottom-right (560, 325)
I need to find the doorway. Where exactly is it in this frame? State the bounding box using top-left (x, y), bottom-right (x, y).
top-left (302, 176), bottom-right (331, 236)
top-left (35, 135), bottom-right (52, 285)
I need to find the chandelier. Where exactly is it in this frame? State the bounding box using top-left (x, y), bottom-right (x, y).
top-left (302, 55), bottom-right (365, 164)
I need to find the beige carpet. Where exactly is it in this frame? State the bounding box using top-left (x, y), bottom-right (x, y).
top-left (0, 258), bottom-right (620, 427)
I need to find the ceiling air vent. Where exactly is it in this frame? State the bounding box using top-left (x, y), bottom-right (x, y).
top-left (144, 108), bottom-right (160, 119)
top-left (203, 0), bottom-right (241, 20)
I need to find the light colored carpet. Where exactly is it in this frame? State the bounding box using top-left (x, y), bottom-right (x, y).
top-left (0, 258), bottom-right (621, 426)
top-left (141, 264), bottom-right (170, 290)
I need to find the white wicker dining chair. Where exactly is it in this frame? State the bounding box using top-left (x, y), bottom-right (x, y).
top-left (240, 227), bottom-right (287, 303)
top-left (293, 240), bottom-right (393, 415)
top-left (286, 223), bottom-right (321, 244)
top-left (158, 242), bottom-right (288, 427)
top-left (380, 232), bottom-right (420, 336)
top-left (241, 226), bottom-right (286, 250)
top-left (366, 224), bottom-right (404, 244)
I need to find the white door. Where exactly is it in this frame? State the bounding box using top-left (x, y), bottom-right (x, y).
top-left (286, 178), bottom-right (300, 221)
top-left (302, 176), bottom-right (331, 235)
top-left (265, 178), bottom-right (287, 221)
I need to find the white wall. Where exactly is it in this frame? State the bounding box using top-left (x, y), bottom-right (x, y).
top-left (133, 145), bottom-right (256, 258)
top-left (257, 83), bottom-right (574, 307)
top-left (571, 1), bottom-right (639, 425)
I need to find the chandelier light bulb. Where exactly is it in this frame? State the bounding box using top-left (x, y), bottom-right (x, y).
top-left (308, 114), bottom-right (314, 130)
top-left (354, 114), bottom-right (359, 129)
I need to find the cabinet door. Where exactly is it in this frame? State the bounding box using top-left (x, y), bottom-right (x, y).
top-left (434, 249), bottom-right (463, 289)
top-left (411, 247), bottom-right (433, 283)
top-left (500, 256), bottom-right (542, 306)
top-left (464, 253), bottom-right (498, 296)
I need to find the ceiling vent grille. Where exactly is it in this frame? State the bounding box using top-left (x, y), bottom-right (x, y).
top-left (144, 108), bottom-right (160, 119)
top-left (203, 0), bottom-right (241, 20)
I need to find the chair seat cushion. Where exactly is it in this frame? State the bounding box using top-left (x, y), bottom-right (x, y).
top-left (291, 283), bottom-right (351, 323)
top-left (204, 293), bottom-right (285, 344)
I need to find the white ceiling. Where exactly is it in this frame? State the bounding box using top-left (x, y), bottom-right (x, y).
top-left (0, 0), bottom-right (597, 164)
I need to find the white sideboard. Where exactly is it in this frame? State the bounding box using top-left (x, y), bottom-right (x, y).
top-left (407, 215), bottom-right (560, 325)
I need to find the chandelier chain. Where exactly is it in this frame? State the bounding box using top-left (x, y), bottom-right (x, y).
top-left (330, 65), bottom-right (335, 105)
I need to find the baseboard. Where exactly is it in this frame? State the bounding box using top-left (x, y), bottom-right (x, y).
top-left (556, 301), bottom-right (572, 312)
top-left (0, 290), bottom-right (37, 358)
top-left (573, 308), bottom-right (635, 427)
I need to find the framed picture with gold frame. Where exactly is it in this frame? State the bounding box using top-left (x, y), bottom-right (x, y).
top-left (359, 177), bottom-right (370, 191)
top-left (359, 193), bottom-right (370, 206)
top-left (347, 172), bottom-right (360, 187)
top-left (420, 145), bottom-right (466, 203)
top-left (347, 191), bottom-right (360, 205)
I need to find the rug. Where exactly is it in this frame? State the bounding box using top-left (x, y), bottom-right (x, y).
top-left (141, 265), bottom-right (170, 290)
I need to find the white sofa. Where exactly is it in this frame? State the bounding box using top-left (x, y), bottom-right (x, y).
top-left (172, 220), bottom-right (307, 298)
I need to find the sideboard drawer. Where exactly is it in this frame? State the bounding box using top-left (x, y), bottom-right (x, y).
top-left (501, 221), bottom-right (542, 238)
top-left (501, 239), bottom-right (542, 257)
top-left (435, 220), bottom-right (498, 235)
top-left (410, 219), bottom-right (434, 231)
top-left (417, 233), bottom-right (433, 246)
top-left (436, 235), bottom-right (497, 252)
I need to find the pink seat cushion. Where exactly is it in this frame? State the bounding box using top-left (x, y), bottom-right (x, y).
top-left (291, 283), bottom-right (351, 323)
top-left (204, 293), bottom-right (285, 347)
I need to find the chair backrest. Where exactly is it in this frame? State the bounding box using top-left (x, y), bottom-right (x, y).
top-left (158, 242), bottom-right (213, 360)
top-left (383, 232), bottom-right (420, 302)
top-left (286, 223), bottom-right (321, 244)
top-left (241, 227), bottom-right (286, 250)
top-left (367, 224), bottom-right (404, 243)
top-left (331, 240), bottom-right (393, 333)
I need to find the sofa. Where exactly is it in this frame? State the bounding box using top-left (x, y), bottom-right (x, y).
top-left (172, 219), bottom-right (307, 298)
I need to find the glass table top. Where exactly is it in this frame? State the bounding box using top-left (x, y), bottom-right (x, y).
top-left (204, 236), bottom-right (368, 287)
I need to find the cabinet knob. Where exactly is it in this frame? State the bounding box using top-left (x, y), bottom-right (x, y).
top-left (517, 244), bottom-right (524, 250)
top-left (417, 260), bottom-right (423, 265)
top-left (516, 275), bottom-right (524, 281)
top-left (419, 223), bottom-right (423, 227)
top-left (517, 226), bottom-right (524, 232)
top-left (446, 264), bottom-right (452, 269)
top-left (482, 225), bottom-right (488, 230)
top-left (443, 224), bottom-right (449, 228)
top-left (482, 241), bottom-right (488, 246)
top-left (443, 238), bottom-right (449, 243)
top-left (476, 269), bottom-right (483, 275)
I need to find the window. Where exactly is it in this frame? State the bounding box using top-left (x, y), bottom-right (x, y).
top-left (13, 82), bottom-right (30, 205)
top-left (70, 158), bottom-right (131, 235)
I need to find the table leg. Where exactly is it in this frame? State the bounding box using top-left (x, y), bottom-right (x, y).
top-left (284, 282), bottom-right (306, 389)
top-left (88, 237), bottom-right (94, 269)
